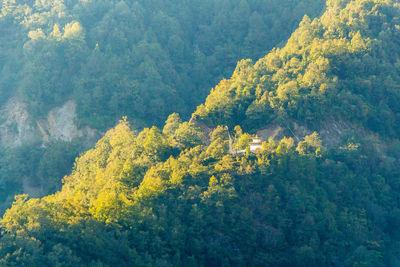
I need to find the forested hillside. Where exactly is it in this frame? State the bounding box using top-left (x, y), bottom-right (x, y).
top-left (0, 0), bottom-right (326, 212)
top-left (2, 117), bottom-right (400, 266)
top-left (194, 0), bottom-right (400, 137)
top-left (0, 0), bottom-right (325, 129)
top-left (1, 0), bottom-right (400, 266)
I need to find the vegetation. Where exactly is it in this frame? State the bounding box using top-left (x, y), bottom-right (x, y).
top-left (0, 140), bottom-right (84, 211)
top-left (0, 0), bottom-right (325, 129)
top-left (1, 0), bottom-right (400, 266)
top-left (0, 0), bottom-right (325, 212)
top-left (194, 0), bottom-right (400, 138)
top-left (0, 118), bottom-right (399, 265)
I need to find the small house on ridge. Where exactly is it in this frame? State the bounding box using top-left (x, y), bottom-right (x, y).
top-left (249, 136), bottom-right (263, 153)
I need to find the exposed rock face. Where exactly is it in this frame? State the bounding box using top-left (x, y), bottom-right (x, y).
top-left (256, 120), bottom-right (353, 147)
top-left (0, 98), bottom-right (40, 147)
top-left (41, 100), bottom-right (100, 143)
top-left (256, 125), bottom-right (285, 142)
top-left (0, 98), bottom-right (99, 147)
top-left (47, 100), bottom-right (79, 141)
top-left (189, 117), bottom-right (213, 144)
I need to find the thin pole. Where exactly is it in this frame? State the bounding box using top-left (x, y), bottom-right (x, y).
top-left (287, 126), bottom-right (300, 142)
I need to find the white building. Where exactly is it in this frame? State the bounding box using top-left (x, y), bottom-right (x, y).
top-left (249, 136), bottom-right (263, 152)
top-left (231, 136), bottom-right (264, 154)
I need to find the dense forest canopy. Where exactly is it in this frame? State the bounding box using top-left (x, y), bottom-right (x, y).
top-left (0, 0), bottom-right (326, 212)
top-left (1, 0), bottom-right (400, 266)
top-left (1, 116), bottom-right (399, 265)
top-left (194, 0), bottom-right (400, 137)
top-left (0, 0), bottom-right (325, 129)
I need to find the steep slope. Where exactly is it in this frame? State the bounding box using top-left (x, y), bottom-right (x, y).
top-left (1, 118), bottom-right (399, 266)
top-left (1, 0), bottom-right (400, 266)
top-left (0, 99), bottom-right (99, 212)
top-left (0, 0), bottom-right (325, 130)
top-left (0, 0), bottom-right (326, 212)
top-left (193, 0), bottom-right (400, 140)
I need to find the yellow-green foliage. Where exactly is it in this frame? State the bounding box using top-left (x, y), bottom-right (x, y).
top-left (194, 0), bottom-right (400, 137)
top-left (0, 117), bottom-right (398, 265)
top-left (0, 0), bottom-right (326, 131)
top-left (1, 1), bottom-right (400, 265)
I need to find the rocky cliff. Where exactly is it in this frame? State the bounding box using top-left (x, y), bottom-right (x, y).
top-left (0, 98), bottom-right (100, 148)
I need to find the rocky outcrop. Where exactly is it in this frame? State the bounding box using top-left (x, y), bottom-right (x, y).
top-left (0, 98), bottom-right (40, 147)
top-left (256, 119), bottom-right (354, 147)
top-left (40, 100), bottom-right (100, 143)
top-left (47, 100), bottom-right (79, 141)
top-left (189, 117), bottom-right (213, 144)
top-left (0, 98), bottom-right (100, 148)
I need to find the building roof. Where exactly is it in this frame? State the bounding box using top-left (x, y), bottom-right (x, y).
top-left (249, 136), bottom-right (263, 144)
